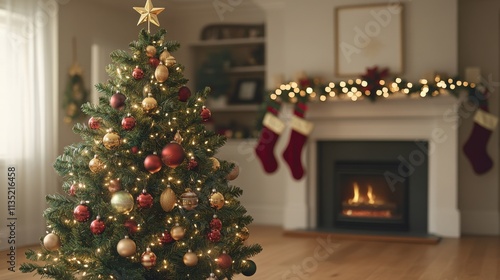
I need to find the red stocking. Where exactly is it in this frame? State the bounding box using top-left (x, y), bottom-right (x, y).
top-left (255, 103), bottom-right (284, 173)
top-left (282, 103), bottom-right (314, 180)
top-left (463, 104), bottom-right (498, 174)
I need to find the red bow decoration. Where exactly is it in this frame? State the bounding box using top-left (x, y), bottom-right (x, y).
top-left (361, 66), bottom-right (389, 100)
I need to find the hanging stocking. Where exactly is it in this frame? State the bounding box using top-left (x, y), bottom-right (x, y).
top-left (463, 104), bottom-right (498, 174)
top-left (255, 102), bottom-right (285, 173)
top-left (282, 102), bottom-right (314, 180)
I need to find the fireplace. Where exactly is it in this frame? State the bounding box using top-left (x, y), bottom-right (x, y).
top-left (281, 97), bottom-right (461, 237)
top-left (317, 141), bottom-right (428, 234)
top-left (334, 162), bottom-right (408, 231)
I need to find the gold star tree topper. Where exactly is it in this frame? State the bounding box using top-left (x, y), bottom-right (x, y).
top-left (133, 0), bottom-right (165, 33)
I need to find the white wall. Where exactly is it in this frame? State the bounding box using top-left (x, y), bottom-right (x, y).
top-left (56, 0), bottom-right (499, 234)
top-left (458, 0), bottom-right (500, 235)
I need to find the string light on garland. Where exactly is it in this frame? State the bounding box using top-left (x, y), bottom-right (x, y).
top-left (268, 67), bottom-right (482, 105)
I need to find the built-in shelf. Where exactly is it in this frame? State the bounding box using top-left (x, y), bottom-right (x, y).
top-left (210, 104), bottom-right (260, 113)
top-left (227, 65), bottom-right (265, 73)
top-left (191, 25), bottom-right (266, 138)
top-left (190, 37), bottom-right (265, 47)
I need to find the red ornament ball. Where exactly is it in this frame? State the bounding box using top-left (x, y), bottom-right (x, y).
top-left (161, 142), bottom-right (186, 168)
top-left (90, 216), bottom-right (106, 235)
top-left (201, 106), bottom-right (212, 121)
top-left (210, 217), bottom-right (222, 230)
top-left (88, 117), bottom-right (101, 130)
top-left (124, 219), bottom-right (139, 234)
top-left (108, 178), bottom-right (122, 193)
top-left (121, 115), bottom-right (136, 131)
top-left (73, 203), bottom-right (91, 222)
top-left (141, 248), bottom-right (157, 269)
top-left (207, 229), bottom-right (221, 243)
top-left (132, 66), bottom-right (144, 80)
top-left (144, 154), bottom-right (162, 173)
top-left (110, 92), bottom-right (126, 110)
top-left (217, 252), bottom-right (233, 269)
top-left (187, 158), bottom-right (198, 170)
top-left (137, 190), bottom-right (154, 209)
top-left (178, 86), bottom-right (191, 102)
top-left (149, 57), bottom-right (160, 68)
top-left (130, 146), bottom-right (139, 154)
top-left (68, 183), bottom-right (78, 196)
top-left (160, 230), bottom-right (174, 244)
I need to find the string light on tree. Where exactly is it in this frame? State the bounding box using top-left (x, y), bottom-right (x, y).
top-left (20, 1), bottom-right (262, 278)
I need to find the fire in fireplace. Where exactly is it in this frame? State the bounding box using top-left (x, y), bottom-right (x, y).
top-left (317, 141), bottom-right (428, 234)
top-left (334, 162), bottom-right (408, 231)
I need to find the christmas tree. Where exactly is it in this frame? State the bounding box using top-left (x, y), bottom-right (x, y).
top-left (21, 1), bottom-right (261, 279)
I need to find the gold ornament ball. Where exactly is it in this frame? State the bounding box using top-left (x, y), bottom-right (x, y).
top-left (236, 226), bottom-right (250, 241)
top-left (165, 55), bottom-right (177, 67)
top-left (226, 163), bottom-right (240, 181)
top-left (111, 191), bottom-right (135, 213)
top-left (170, 224), bottom-right (186, 241)
top-left (183, 250), bottom-right (198, 267)
top-left (146, 45), bottom-right (157, 58)
top-left (210, 192), bottom-right (225, 210)
top-left (117, 236), bottom-right (136, 257)
top-left (160, 186), bottom-right (176, 212)
top-left (142, 95), bottom-right (158, 114)
top-left (89, 156), bottom-right (104, 173)
top-left (155, 63), bottom-right (169, 83)
top-left (159, 50), bottom-right (171, 63)
top-left (103, 131), bottom-right (121, 150)
top-left (210, 157), bottom-right (220, 171)
top-left (43, 233), bottom-right (61, 251)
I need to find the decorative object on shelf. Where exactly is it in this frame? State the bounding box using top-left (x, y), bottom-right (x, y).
top-left (62, 37), bottom-right (88, 124)
top-left (200, 24), bottom-right (265, 40)
top-left (195, 50), bottom-right (231, 99)
top-left (230, 78), bottom-right (263, 105)
top-left (335, 3), bottom-right (403, 76)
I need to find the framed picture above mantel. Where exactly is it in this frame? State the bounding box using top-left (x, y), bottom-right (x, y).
top-left (335, 3), bottom-right (404, 77)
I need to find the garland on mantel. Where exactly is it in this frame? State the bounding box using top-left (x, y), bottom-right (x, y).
top-left (257, 66), bottom-right (490, 129)
top-left (254, 66), bottom-right (498, 178)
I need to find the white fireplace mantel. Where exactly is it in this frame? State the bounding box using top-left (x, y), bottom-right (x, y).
top-left (283, 95), bottom-right (463, 238)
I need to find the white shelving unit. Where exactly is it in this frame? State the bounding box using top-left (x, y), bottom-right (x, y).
top-left (190, 33), bottom-right (266, 139)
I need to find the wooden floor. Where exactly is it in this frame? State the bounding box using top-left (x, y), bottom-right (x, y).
top-left (1, 226), bottom-right (499, 280)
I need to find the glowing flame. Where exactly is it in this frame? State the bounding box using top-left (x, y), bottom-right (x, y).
top-left (367, 185), bottom-right (375, 204)
top-left (348, 182), bottom-right (360, 204)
